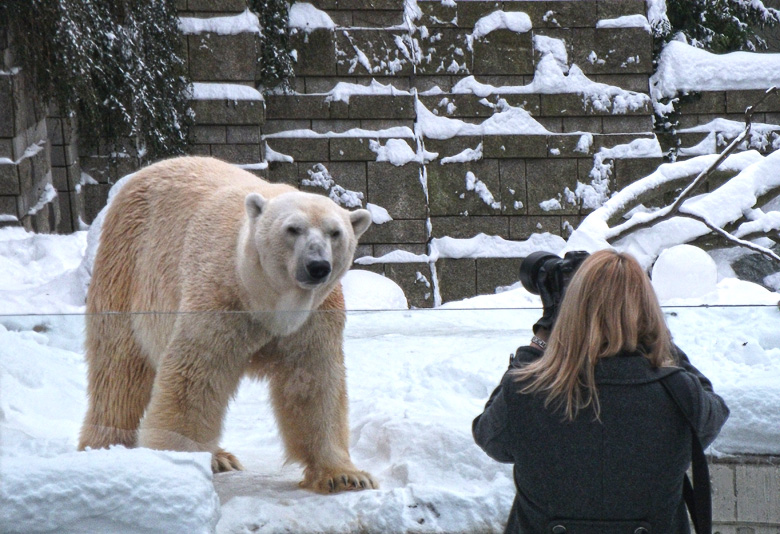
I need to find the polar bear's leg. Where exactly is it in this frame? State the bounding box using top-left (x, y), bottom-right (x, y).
top-left (137, 317), bottom-right (252, 472)
top-left (79, 314), bottom-right (155, 450)
top-left (267, 294), bottom-right (377, 493)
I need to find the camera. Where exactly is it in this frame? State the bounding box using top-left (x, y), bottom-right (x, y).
top-left (519, 250), bottom-right (589, 331)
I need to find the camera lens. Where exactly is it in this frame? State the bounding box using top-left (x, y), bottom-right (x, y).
top-left (519, 251), bottom-right (559, 295)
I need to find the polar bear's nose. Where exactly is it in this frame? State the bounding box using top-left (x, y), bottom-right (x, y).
top-left (306, 260), bottom-right (332, 282)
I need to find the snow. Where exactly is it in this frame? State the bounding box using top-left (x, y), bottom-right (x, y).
top-left (651, 40), bottom-right (780, 99)
top-left (467, 11), bottom-right (532, 50)
top-left (190, 83), bottom-right (264, 101)
top-left (2, 449), bottom-right (220, 534)
top-left (651, 244), bottom-right (718, 301)
top-left (0, 215), bottom-right (779, 532)
top-left (449, 54), bottom-right (649, 113)
top-left (596, 14), bottom-right (651, 31)
top-left (366, 203), bottom-right (393, 225)
top-left (178, 9), bottom-right (262, 36)
top-left (289, 3), bottom-right (336, 32)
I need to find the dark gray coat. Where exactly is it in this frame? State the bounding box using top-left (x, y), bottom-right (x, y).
top-left (473, 347), bottom-right (729, 534)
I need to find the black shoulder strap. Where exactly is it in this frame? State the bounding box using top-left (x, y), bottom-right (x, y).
top-left (659, 372), bottom-right (712, 534)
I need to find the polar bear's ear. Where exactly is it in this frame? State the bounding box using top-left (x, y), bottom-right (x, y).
top-left (349, 209), bottom-right (372, 239)
top-left (245, 193), bottom-right (267, 220)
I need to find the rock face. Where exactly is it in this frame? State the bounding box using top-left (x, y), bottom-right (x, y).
top-left (731, 245), bottom-right (780, 291)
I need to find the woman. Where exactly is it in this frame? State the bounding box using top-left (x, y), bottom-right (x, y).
top-left (473, 250), bottom-right (729, 534)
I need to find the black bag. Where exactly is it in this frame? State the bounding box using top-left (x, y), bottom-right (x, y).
top-left (660, 373), bottom-right (712, 534)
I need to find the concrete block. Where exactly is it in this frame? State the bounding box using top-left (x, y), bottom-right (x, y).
top-left (261, 119), bottom-right (311, 135)
top-left (264, 137), bottom-right (329, 162)
top-left (330, 137), bottom-right (379, 161)
top-left (298, 161), bottom-right (367, 196)
top-left (735, 464), bottom-right (780, 523)
top-left (0, 194), bottom-right (18, 219)
top-left (191, 99), bottom-right (264, 126)
top-left (311, 119), bottom-right (361, 134)
top-left (592, 27), bottom-right (653, 75)
top-left (336, 0), bottom-right (403, 10)
top-left (613, 157), bottom-right (663, 190)
top-left (456, 1), bottom-right (502, 28)
top-left (82, 183), bottom-right (111, 225)
top-left (510, 215), bottom-right (564, 239)
top-left (264, 160), bottom-right (299, 186)
top-left (521, 0), bottom-right (600, 29)
top-left (547, 134), bottom-right (596, 158)
top-left (187, 33), bottom-right (258, 83)
top-left (348, 94), bottom-right (416, 120)
top-left (679, 91), bottom-right (728, 115)
top-left (353, 10), bottom-right (404, 28)
top-left (427, 159), bottom-right (501, 216)
top-left (191, 125), bottom-right (227, 144)
top-left (563, 116), bottom-right (604, 137)
top-left (537, 117), bottom-right (563, 133)
top-left (0, 75), bottom-right (16, 137)
top-left (366, 162), bottom-right (426, 218)
top-left (334, 29), bottom-right (414, 77)
top-left (384, 262), bottom-right (435, 308)
top-left (0, 162), bottom-right (19, 195)
top-left (186, 0), bottom-right (246, 13)
top-left (210, 143), bottom-right (262, 164)
top-left (374, 243), bottom-right (427, 257)
top-left (436, 258), bottom-right (476, 304)
top-left (265, 94), bottom-right (331, 120)
top-left (476, 257), bottom-right (523, 294)
top-left (430, 215), bottom-right (509, 239)
top-left (483, 135), bottom-right (548, 159)
top-left (727, 90), bottom-right (780, 115)
top-left (590, 74), bottom-right (650, 93)
top-left (499, 159), bottom-right (527, 215)
top-left (362, 218), bottom-right (427, 244)
top-left (423, 136), bottom-right (483, 160)
top-left (601, 114), bottom-right (654, 134)
top-left (711, 462), bottom-right (737, 522)
top-left (526, 158), bottom-right (579, 215)
top-left (418, 0), bottom-right (458, 28)
top-left (597, 0), bottom-right (645, 19)
top-left (472, 30), bottom-right (534, 76)
top-left (226, 125), bottom-right (262, 144)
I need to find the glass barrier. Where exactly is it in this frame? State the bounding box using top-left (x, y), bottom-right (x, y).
top-left (1, 306), bottom-right (778, 531)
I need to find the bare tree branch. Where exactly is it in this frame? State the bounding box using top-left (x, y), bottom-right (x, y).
top-left (606, 86), bottom-right (780, 262)
top-left (677, 210), bottom-right (780, 263)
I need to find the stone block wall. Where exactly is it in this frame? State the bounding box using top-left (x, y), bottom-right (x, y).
top-left (0, 26), bottom-right (59, 233)
top-left (2, 0), bottom-right (779, 308)
top-left (711, 456), bottom-right (780, 534)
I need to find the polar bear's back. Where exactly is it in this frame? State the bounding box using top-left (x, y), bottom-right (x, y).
top-left (88, 156), bottom-right (287, 316)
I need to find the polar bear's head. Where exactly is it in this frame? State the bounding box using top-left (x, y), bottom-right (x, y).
top-left (243, 191), bottom-right (371, 294)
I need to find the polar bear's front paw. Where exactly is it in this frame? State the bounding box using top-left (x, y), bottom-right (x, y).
top-left (301, 466), bottom-right (378, 494)
top-left (212, 449), bottom-right (244, 473)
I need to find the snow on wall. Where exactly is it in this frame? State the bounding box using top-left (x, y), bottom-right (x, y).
top-left (178, 9), bottom-right (261, 35)
top-left (651, 40), bottom-right (780, 99)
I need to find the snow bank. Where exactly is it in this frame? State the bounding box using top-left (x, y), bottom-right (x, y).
top-left (1, 449), bottom-right (220, 534)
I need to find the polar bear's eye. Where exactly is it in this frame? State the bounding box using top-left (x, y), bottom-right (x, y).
top-left (286, 226), bottom-right (302, 236)
top-left (330, 230), bottom-right (341, 239)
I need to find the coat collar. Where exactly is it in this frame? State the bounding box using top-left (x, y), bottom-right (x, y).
top-left (594, 351), bottom-right (682, 385)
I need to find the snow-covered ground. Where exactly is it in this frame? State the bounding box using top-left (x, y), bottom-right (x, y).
top-left (0, 225), bottom-right (778, 534)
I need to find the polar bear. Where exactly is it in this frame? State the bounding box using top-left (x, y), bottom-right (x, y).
top-left (78, 156), bottom-right (376, 493)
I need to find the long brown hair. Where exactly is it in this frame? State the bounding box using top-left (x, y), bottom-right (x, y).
top-left (512, 249), bottom-right (674, 420)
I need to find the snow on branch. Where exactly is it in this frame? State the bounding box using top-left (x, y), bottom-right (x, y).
top-left (566, 87), bottom-right (780, 268)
